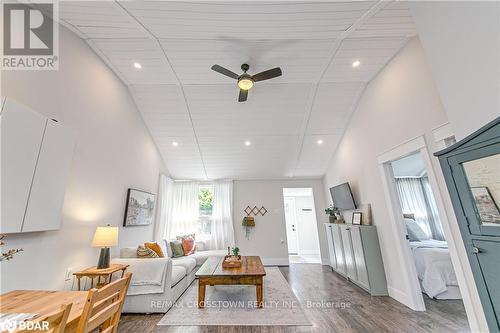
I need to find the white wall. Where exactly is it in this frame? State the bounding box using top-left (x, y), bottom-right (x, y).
top-left (410, 1), bottom-right (500, 140)
top-left (233, 179), bottom-right (327, 265)
top-left (322, 37), bottom-right (487, 332)
top-left (0, 25), bottom-right (166, 292)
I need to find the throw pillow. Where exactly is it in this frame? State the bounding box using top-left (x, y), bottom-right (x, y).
top-left (176, 233), bottom-right (195, 241)
top-left (137, 245), bottom-right (159, 258)
top-left (170, 240), bottom-right (185, 258)
top-left (404, 218), bottom-right (430, 241)
top-left (181, 235), bottom-right (196, 255)
top-left (144, 242), bottom-right (164, 257)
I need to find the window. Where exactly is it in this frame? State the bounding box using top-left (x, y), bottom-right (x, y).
top-left (198, 185), bottom-right (213, 236)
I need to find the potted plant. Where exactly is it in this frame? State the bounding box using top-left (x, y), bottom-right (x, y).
top-left (325, 205), bottom-right (338, 223)
top-left (231, 246), bottom-right (241, 259)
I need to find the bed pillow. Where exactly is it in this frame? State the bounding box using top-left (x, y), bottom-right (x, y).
top-left (404, 218), bottom-right (430, 241)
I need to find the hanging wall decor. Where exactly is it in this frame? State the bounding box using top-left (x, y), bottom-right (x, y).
top-left (242, 205), bottom-right (267, 239)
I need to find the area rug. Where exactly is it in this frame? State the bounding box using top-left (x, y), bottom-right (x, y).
top-left (157, 267), bottom-right (311, 326)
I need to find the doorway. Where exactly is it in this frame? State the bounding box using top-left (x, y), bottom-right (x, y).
top-left (283, 188), bottom-right (321, 264)
top-left (390, 152), bottom-right (462, 302)
top-left (377, 136), bottom-right (469, 323)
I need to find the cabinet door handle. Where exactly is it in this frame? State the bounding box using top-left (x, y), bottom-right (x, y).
top-left (472, 246), bottom-right (482, 254)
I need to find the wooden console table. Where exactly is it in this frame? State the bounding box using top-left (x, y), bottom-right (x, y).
top-left (73, 263), bottom-right (129, 290)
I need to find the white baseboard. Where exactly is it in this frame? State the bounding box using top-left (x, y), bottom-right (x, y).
top-left (262, 258), bottom-right (289, 266)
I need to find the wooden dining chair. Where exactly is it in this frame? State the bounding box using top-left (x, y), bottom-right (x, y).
top-left (76, 272), bottom-right (131, 333)
top-left (16, 303), bottom-right (72, 333)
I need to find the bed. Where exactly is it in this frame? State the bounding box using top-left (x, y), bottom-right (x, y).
top-left (409, 239), bottom-right (462, 299)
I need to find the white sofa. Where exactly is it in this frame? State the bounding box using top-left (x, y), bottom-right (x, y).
top-left (111, 241), bottom-right (226, 313)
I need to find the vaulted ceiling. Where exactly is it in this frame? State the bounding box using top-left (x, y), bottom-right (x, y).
top-left (59, 1), bottom-right (416, 180)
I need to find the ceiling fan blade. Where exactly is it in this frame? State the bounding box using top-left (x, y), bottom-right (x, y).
top-left (252, 67), bottom-right (282, 82)
top-left (211, 64), bottom-right (239, 79)
top-left (238, 89), bottom-right (248, 102)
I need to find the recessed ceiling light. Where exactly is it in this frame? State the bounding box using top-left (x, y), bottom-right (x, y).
top-left (133, 62), bottom-right (142, 69)
top-left (172, 141), bottom-right (178, 147)
top-left (317, 139), bottom-right (324, 145)
top-left (352, 60), bottom-right (361, 68)
top-left (244, 140), bottom-right (251, 146)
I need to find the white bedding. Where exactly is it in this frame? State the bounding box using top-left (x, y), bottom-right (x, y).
top-left (409, 240), bottom-right (459, 298)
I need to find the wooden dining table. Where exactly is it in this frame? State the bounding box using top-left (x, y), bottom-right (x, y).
top-left (0, 290), bottom-right (87, 332)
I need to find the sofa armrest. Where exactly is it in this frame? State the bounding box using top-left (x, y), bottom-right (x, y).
top-left (111, 257), bottom-right (173, 289)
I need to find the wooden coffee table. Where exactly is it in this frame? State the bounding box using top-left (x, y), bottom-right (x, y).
top-left (195, 256), bottom-right (266, 308)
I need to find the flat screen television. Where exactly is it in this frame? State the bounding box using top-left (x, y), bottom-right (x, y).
top-left (330, 182), bottom-right (357, 211)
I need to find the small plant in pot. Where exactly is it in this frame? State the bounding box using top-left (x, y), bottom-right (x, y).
top-left (325, 205), bottom-right (338, 223)
top-left (231, 246), bottom-right (241, 259)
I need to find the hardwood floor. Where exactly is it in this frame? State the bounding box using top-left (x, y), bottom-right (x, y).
top-left (118, 264), bottom-right (470, 333)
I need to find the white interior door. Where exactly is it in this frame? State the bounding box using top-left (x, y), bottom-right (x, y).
top-left (284, 197), bottom-right (299, 254)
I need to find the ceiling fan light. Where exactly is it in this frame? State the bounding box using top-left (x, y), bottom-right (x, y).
top-left (238, 78), bottom-right (254, 90)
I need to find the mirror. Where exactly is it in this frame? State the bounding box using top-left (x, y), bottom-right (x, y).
top-left (463, 154), bottom-right (500, 225)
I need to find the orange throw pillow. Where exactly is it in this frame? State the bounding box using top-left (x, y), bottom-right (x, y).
top-left (144, 242), bottom-right (164, 257)
top-left (181, 236), bottom-right (195, 255)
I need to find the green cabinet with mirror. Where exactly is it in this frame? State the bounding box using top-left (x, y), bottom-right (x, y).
top-left (435, 116), bottom-right (500, 332)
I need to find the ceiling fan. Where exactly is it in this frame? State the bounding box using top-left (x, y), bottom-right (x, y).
top-left (211, 63), bottom-right (282, 102)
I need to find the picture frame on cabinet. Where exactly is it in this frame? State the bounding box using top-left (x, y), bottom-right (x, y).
top-left (352, 212), bottom-right (362, 225)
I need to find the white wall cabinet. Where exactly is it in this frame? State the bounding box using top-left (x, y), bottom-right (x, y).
top-left (1, 98), bottom-right (75, 233)
top-left (324, 223), bottom-right (388, 296)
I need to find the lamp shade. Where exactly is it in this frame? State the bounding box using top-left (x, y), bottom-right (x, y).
top-left (91, 226), bottom-right (118, 247)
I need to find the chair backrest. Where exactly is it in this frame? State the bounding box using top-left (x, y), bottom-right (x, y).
top-left (76, 272), bottom-right (131, 333)
top-left (16, 303), bottom-right (72, 333)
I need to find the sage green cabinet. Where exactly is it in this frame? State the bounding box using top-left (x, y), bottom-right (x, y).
top-left (435, 116), bottom-right (500, 332)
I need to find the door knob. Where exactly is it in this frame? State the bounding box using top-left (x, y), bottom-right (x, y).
top-left (472, 246), bottom-right (482, 254)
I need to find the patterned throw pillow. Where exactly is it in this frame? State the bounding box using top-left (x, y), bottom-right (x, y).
top-left (144, 242), bottom-right (164, 257)
top-left (181, 235), bottom-right (196, 255)
top-left (169, 240), bottom-right (185, 258)
top-left (137, 245), bottom-right (159, 258)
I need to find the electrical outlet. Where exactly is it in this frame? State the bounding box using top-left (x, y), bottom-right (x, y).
top-left (64, 268), bottom-right (73, 281)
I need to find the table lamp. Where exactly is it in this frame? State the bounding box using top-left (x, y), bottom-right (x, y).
top-left (92, 224), bottom-right (118, 269)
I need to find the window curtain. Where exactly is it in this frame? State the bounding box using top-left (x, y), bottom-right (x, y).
top-left (421, 177), bottom-right (445, 241)
top-left (208, 181), bottom-right (235, 250)
top-left (395, 177), bottom-right (445, 240)
top-left (154, 174), bottom-right (173, 243)
top-left (156, 180), bottom-right (199, 241)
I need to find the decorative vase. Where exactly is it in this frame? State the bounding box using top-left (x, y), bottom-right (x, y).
top-left (329, 215), bottom-right (336, 223)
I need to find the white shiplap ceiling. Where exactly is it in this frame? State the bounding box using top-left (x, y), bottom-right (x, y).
top-left (58, 1), bottom-right (416, 180)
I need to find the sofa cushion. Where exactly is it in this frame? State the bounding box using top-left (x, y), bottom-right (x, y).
top-left (120, 247), bottom-right (138, 258)
top-left (171, 257), bottom-right (197, 274)
top-left (188, 250), bottom-right (227, 266)
top-left (144, 242), bottom-right (165, 257)
top-left (137, 245), bottom-right (159, 258)
top-left (171, 266), bottom-right (186, 287)
top-left (170, 240), bottom-right (184, 258)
